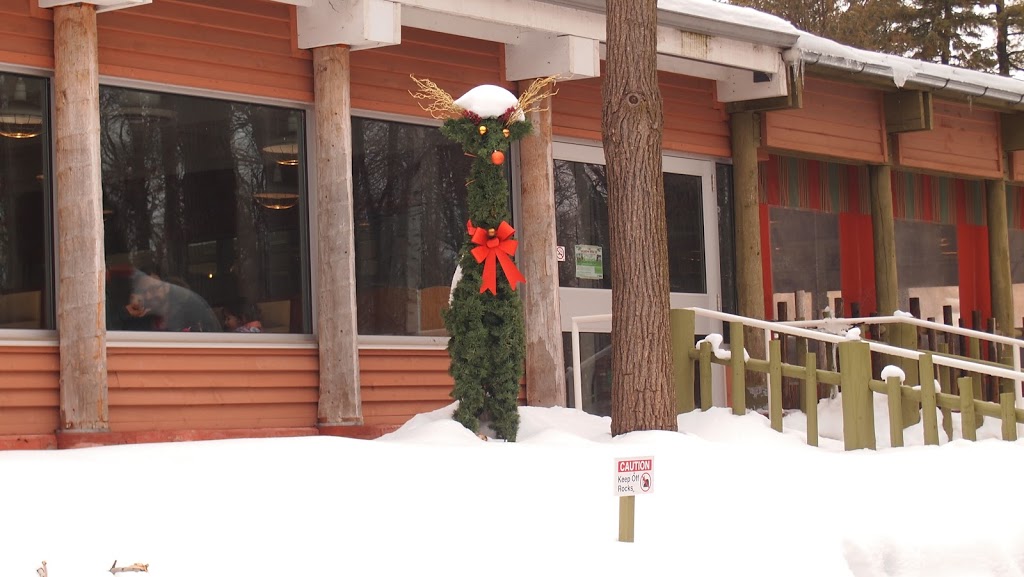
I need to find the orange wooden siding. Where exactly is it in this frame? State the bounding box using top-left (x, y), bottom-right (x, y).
top-left (764, 77), bottom-right (887, 164)
top-left (0, 346), bottom-right (59, 436)
top-left (0, 0), bottom-right (52, 69)
top-left (896, 99), bottom-right (1003, 179)
top-left (351, 27), bottom-right (507, 119)
top-left (97, 0), bottom-right (313, 102)
top-left (107, 347), bottom-right (319, 431)
top-left (552, 70), bottom-right (730, 157)
top-left (1011, 151), bottom-right (1024, 183)
top-left (359, 349), bottom-right (454, 427)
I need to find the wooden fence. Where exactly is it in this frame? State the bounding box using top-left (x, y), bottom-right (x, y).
top-left (670, 308), bottom-right (1024, 451)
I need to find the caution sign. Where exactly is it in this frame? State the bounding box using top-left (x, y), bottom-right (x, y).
top-left (615, 457), bottom-right (653, 496)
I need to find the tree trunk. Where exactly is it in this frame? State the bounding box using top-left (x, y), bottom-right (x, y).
top-left (603, 0), bottom-right (677, 435)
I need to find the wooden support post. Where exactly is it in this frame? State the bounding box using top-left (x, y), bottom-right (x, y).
top-left (313, 45), bottom-right (362, 427)
top-left (618, 495), bottom-right (635, 542)
top-left (886, 376), bottom-right (904, 448)
top-left (987, 178), bottom-right (1014, 341)
top-left (919, 353), bottom-right (939, 446)
top-left (958, 376), bottom-right (977, 441)
top-left (730, 111), bottom-right (767, 410)
top-left (769, 338), bottom-right (783, 432)
top-left (804, 352), bottom-right (818, 447)
top-left (519, 88), bottom-right (566, 408)
top-left (870, 164), bottom-right (898, 320)
top-left (54, 4), bottom-right (108, 432)
top-left (839, 340), bottom-right (875, 451)
top-left (671, 309), bottom-right (696, 414)
top-left (729, 321), bottom-right (746, 415)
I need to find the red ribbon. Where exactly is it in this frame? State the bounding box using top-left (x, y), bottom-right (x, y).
top-left (467, 220), bottom-right (526, 295)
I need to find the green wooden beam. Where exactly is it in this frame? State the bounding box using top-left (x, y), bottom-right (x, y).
top-left (1003, 113), bottom-right (1024, 152)
top-left (883, 90), bottom-right (933, 133)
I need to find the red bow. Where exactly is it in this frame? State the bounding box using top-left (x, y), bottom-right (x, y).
top-left (467, 220), bottom-right (526, 295)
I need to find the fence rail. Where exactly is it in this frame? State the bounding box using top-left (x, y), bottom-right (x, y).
top-left (570, 307), bottom-right (1024, 451)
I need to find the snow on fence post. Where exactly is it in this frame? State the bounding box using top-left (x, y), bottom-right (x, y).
top-left (919, 353), bottom-right (940, 446)
top-left (958, 376), bottom-right (978, 442)
top-left (769, 339), bottom-right (783, 432)
top-left (886, 375), bottom-right (904, 448)
top-left (670, 308), bottom-right (696, 414)
top-left (1000, 392), bottom-right (1018, 441)
top-left (839, 340), bottom-right (876, 451)
top-left (730, 321), bottom-right (746, 416)
top-left (804, 352), bottom-right (819, 447)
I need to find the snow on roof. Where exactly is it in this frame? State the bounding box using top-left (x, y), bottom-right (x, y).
top-left (655, 0), bottom-right (1024, 106)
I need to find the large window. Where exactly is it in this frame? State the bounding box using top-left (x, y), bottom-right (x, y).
top-left (770, 207), bottom-right (840, 319)
top-left (895, 220), bottom-right (959, 322)
top-left (0, 73), bottom-right (51, 330)
top-left (352, 117), bottom-right (470, 336)
top-left (100, 86), bottom-right (310, 334)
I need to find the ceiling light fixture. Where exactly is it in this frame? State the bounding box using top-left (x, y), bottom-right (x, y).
top-left (0, 78), bottom-right (43, 139)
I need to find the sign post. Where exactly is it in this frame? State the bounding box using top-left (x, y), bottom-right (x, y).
top-left (615, 457), bottom-right (653, 543)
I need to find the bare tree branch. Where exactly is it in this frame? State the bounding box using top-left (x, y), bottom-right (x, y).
top-left (110, 561), bottom-right (149, 574)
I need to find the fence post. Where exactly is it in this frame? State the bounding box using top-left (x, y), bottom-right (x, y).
top-left (769, 338), bottom-right (783, 432)
top-left (958, 376), bottom-right (977, 441)
top-left (699, 341), bottom-right (713, 411)
top-left (886, 375), bottom-right (904, 448)
top-left (839, 340), bottom-right (876, 451)
top-left (671, 309), bottom-right (696, 415)
top-left (919, 353), bottom-right (939, 446)
top-left (1000, 392), bottom-right (1018, 442)
top-left (804, 352), bottom-right (818, 447)
top-left (730, 321), bottom-right (746, 416)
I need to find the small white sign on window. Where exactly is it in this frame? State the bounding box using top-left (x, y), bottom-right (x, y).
top-left (575, 244), bottom-right (603, 280)
top-left (556, 246), bottom-right (566, 262)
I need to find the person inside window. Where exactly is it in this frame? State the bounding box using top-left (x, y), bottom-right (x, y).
top-left (222, 301), bottom-right (263, 333)
top-left (133, 269), bottom-right (220, 332)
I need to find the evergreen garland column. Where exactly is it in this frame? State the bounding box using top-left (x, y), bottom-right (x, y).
top-left (410, 77), bottom-right (556, 441)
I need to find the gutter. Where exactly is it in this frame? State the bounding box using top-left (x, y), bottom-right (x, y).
top-left (792, 48), bottom-right (1024, 108)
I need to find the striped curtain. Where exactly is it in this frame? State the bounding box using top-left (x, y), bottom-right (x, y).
top-left (1008, 184), bottom-right (1024, 230)
top-left (759, 155), bottom-right (869, 214)
top-left (892, 171), bottom-right (986, 225)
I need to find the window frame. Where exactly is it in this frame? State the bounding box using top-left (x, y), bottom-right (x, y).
top-left (97, 76), bottom-right (317, 349)
top-left (0, 63), bottom-right (57, 344)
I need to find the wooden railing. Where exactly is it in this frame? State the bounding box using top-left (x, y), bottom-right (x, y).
top-left (668, 308), bottom-right (1024, 450)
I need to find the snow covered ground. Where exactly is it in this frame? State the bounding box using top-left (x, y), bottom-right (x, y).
top-left (3, 399), bottom-right (1024, 577)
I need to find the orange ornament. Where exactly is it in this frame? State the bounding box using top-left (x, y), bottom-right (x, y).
top-left (490, 150), bottom-right (505, 165)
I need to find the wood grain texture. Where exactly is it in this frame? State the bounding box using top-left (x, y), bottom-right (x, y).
top-left (896, 100), bottom-right (1003, 178)
top-left (0, 347), bottom-right (59, 436)
top-left (0, 0), bottom-right (53, 68)
top-left (518, 85), bottom-right (566, 408)
top-left (314, 45), bottom-right (362, 426)
top-left (54, 4), bottom-right (108, 432)
top-left (764, 77), bottom-right (887, 164)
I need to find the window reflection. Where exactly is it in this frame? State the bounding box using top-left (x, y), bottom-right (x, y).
top-left (352, 117), bottom-right (469, 336)
top-left (769, 207), bottom-right (840, 318)
top-left (895, 220), bottom-right (959, 323)
top-left (553, 159), bottom-right (707, 293)
top-left (0, 73), bottom-right (50, 329)
top-left (100, 86), bottom-right (309, 333)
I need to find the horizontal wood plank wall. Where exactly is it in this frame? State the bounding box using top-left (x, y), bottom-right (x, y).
top-left (359, 349), bottom-right (453, 427)
top-left (1011, 151), bottom-right (1024, 183)
top-left (896, 99), bottom-right (1003, 179)
top-left (97, 0), bottom-right (313, 102)
top-left (0, 346), bottom-right (59, 436)
top-left (764, 76), bottom-right (886, 164)
top-left (551, 71), bottom-right (730, 157)
top-left (351, 27), bottom-right (507, 119)
top-left (0, 1), bottom-right (52, 69)
top-left (107, 347), bottom-right (318, 431)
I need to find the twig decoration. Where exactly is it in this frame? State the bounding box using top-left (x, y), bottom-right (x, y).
top-left (110, 561), bottom-right (149, 574)
top-left (507, 75), bottom-right (559, 127)
top-left (36, 561), bottom-right (47, 577)
top-left (409, 75), bottom-right (463, 119)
